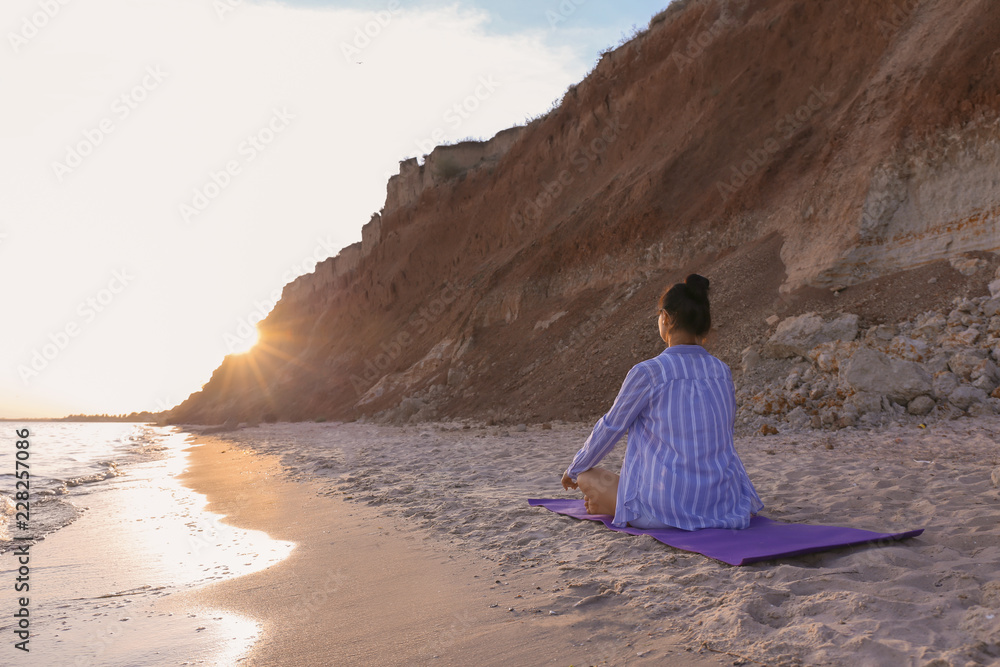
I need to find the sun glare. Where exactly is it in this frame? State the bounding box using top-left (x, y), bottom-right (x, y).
top-left (232, 330), bottom-right (260, 355)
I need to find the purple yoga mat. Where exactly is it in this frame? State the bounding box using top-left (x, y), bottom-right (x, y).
top-left (528, 498), bottom-right (924, 566)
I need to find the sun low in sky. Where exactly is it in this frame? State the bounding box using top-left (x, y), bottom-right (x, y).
top-left (0, 0), bottom-right (671, 419)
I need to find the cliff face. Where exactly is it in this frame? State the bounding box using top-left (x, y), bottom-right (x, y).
top-left (169, 0), bottom-right (1000, 426)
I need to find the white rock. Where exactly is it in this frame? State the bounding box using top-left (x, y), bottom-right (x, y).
top-left (865, 324), bottom-right (898, 343)
top-left (741, 346), bottom-right (762, 373)
top-left (765, 312), bottom-right (859, 359)
top-left (992, 467), bottom-right (1000, 488)
top-left (842, 347), bottom-right (932, 404)
top-left (813, 350), bottom-right (838, 373)
top-left (888, 336), bottom-right (929, 362)
top-left (941, 327), bottom-right (981, 348)
top-left (950, 256), bottom-right (986, 276)
top-left (913, 312), bottom-right (946, 338)
top-left (989, 279), bottom-right (1000, 300)
top-left (808, 340), bottom-right (856, 373)
top-left (949, 352), bottom-right (985, 381)
top-left (957, 298), bottom-right (978, 313)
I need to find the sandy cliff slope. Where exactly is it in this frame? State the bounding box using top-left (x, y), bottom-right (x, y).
top-left (169, 0), bottom-right (1000, 426)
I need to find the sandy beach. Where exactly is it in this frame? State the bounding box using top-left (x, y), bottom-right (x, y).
top-left (185, 417), bottom-right (1000, 666)
top-left (177, 434), bottom-right (730, 666)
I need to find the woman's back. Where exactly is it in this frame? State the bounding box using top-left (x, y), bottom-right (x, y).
top-left (562, 273), bottom-right (762, 531)
top-left (621, 345), bottom-right (761, 530)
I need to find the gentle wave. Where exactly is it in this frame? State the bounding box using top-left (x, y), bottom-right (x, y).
top-left (63, 461), bottom-right (123, 487)
top-left (0, 493), bottom-right (80, 546)
top-left (0, 494), bottom-right (15, 543)
top-left (0, 423), bottom-right (174, 551)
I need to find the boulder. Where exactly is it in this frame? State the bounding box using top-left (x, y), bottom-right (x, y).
top-left (933, 372), bottom-right (960, 401)
top-left (989, 278), bottom-right (1000, 300)
top-left (924, 354), bottom-right (952, 374)
top-left (765, 312), bottom-right (859, 359)
top-left (784, 371), bottom-right (801, 392)
top-left (864, 324), bottom-right (897, 345)
top-left (838, 404), bottom-right (860, 428)
top-left (912, 312), bottom-right (946, 338)
top-left (888, 336), bottom-right (929, 362)
top-left (941, 327), bottom-right (981, 348)
top-left (741, 345), bottom-right (763, 373)
top-left (907, 395), bottom-right (936, 416)
top-left (971, 359), bottom-right (1000, 393)
top-left (842, 347), bottom-right (932, 404)
top-left (786, 406), bottom-right (810, 428)
top-left (949, 351), bottom-right (988, 380)
top-left (849, 391), bottom-right (886, 415)
top-left (950, 256), bottom-right (986, 276)
top-left (956, 297), bottom-right (979, 313)
top-left (949, 386), bottom-right (988, 410)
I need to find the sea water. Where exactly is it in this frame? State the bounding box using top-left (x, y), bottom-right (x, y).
top-left (0, 422), bottom-right (166, 547)
top-left (0, 422), bottom-right (294, 665)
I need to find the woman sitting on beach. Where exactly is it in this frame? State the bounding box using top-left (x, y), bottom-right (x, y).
top-left (561, 274), bottom-right (763, 531)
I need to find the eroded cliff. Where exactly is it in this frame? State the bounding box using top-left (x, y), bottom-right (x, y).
top-left (169, 0), bottom-right (1000, 427)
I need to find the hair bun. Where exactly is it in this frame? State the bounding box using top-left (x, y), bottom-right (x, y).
top-left (684, 274), bottom-right (710, 300)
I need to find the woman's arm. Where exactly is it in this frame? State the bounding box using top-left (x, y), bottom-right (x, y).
top-left (565, 364), bottom-right (652, 481)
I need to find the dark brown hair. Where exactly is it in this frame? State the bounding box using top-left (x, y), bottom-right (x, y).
top-left (658, 274), bottom-right (711, 337)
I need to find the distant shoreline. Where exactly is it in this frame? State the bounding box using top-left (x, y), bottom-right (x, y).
top-left (0, 416), bottom-right (160, 423)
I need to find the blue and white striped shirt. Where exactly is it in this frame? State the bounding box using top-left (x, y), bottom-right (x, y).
top-left (567, 345), bottom-right (763, 530)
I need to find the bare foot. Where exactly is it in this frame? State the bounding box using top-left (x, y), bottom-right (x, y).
top-left (584, 494), bottom-right (614, 516)
top-left (578, 467), bottom-right (619, 516)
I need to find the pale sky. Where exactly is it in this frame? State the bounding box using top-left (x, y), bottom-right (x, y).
top-left (1, 0), bottom-right (669, 419)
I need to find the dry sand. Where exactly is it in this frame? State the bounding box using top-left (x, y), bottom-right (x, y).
top-left (189, 417), bottom-right (1000, 666)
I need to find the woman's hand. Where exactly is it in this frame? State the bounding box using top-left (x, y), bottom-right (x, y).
top-left (561, 471), bottom-right (578, 490)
